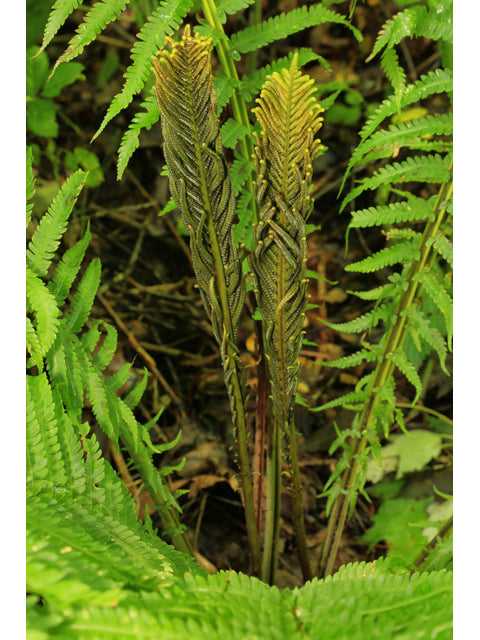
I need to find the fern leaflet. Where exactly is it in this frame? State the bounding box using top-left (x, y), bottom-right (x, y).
top-left (230, 4), bottom-right (361, 55)
top-left (341, 154), bottom-right (451, 212)
top-left (53, 0), bottom-right (129, 72)
top-left (39, 0), bottom-right (83, 54)
top-left (94, 0), bottom-right (194, 141)
top-left (117, 93), bottom-right (160, 179)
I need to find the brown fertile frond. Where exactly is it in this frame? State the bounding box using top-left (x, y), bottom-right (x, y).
top-left (152, 25), bottom-right (244, 342)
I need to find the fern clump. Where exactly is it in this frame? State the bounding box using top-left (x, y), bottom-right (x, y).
top-left (314, 0), bottom-right (453, 578)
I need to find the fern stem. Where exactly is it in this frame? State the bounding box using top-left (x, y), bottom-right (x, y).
top-left (200, 0), bottom-right (259, 225)
top-left (316, 169), bottom-right (453, 578)
top-left (261, 408), bottom-right (282, 584)
top-left (246, 0), bottom-right (262, 77)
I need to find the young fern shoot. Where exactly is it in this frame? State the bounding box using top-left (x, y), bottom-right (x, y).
top-left (152, 26), bottom-right (261, 575)
top-left (249, 56), bottom-right (324, 583)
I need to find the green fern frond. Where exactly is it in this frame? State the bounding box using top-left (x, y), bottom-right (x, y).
top-left (430, 233), bottom-right (453, 269)
top-left (311, 390), bottom-right (368, 413)
top-left (26, 170), bottom-right (87, 278)
top-left (230, 4), bottom-right (361, 55)
top-left (348, 198), bottom-right (435, 231)
top-left (368, 3), bottom-right (452, 62)
top-left (48, 223), bottom-right (92, 306)
top-left (26, 266), bottom-right (60, 356)
top-left (220, 117), bottom-right (250, 149)
top-left (214, 71), bottom-right (241, 111)
top-left (216, 0), bottom-right (255, 22)
top-left (345, 239), bottom-right (420, 274)
top-left (318, 305), bottom-right (390, 334)
top-left (63, 258), bottom-right (102, 333)
top-left (117, 92), bottom-right (160, 179)
top-left (352, 112), bottom-right (453, 169)
top-left (87, 321), bottom-right (118, 370)
top-left (315, 347), bottom-right (381, 370)
top-left (53, 0), bottom-right (129, 73)
top-left (342, 69), bottom-right (453, 189)
top-left (406, 305), bottom-right (449, 374)
top-left (230, 152), bottom-right (253, 196)
top-left (39, 0), bottom-right (82, 54)
top-left (94, 0), bottom-right (194, 142)
top-left (389, 350), bottom-right (422, 403)
top-left (415, 269), bottom-right (452, 350)
top-left (341, 154), bottom-right (451, 212)
top-left (381, 47), bottom-right (406, 103)
top-left (27, 373), bottom-right (67, 490)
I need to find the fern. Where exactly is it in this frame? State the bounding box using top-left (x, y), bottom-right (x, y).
top-left (52, 0), bottom-right (129, 72)
top-left (94, 0), bottom-right (194, 141)
top-left (117, 92), bottom-right (159, 179)
top-left (229, 4), bottom-right (361, 54)
top-left (314, 2), bottom-right (453, 578)
top-left (26, 147), bottom-right (193, 556)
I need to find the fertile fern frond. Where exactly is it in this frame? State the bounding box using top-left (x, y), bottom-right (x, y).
top-left (152, 26), bottom-right (244, 357)
top-left (240, 48), bottom-right (328, 102)
top-left (229, 4), bottom-right (361, 55)
top-left (52, 0), bottom-right (129, 73)
top-left (249, 53), bottom-right (323, 438)
top-left (94, 0), bottom-right (194, 141)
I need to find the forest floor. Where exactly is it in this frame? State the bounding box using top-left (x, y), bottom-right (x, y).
top-left (28, 0), bottom-right (452, 587)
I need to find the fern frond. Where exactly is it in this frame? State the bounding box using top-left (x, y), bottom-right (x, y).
top-left (48, 223), bottom-right (92, 306)
top-left (352, 112), bottom-right (453, 169)
top-left (381, 46), bottom-right (406, 103)
top-left (430, 232), bottom-right (453, 269)
top-left (39, 0), bottom-right (82, 54)
top-left (415, 269), bottom-right (452, 350)
top-left (345, 239), bottom-right (420, 274)
top-left (315, 347), bottom-right (381, 370)
top-left (26, 170), bottom-right (87, 278)
top-left (342, 69), bottom-right (453, 189)
top-left (406, 305), bottom-right (449, 374)
top-left (94, 0), bottom-right (194, 141)
top-left (87, 321), bottom-right (118, 371)
top-left (311, 390), bottom-right (369, 413)
top-left (249, 54), bottom-right (323, 437)
top-left (26, 266), bottom-right (60, 356)
top-left (220, 117), bottom-right (250, 149)
top-left (341, 154), bottom-right (451, 212)
top-left (26, 318), bottom-right (44, 371)
top-left (26, 373), bottom-right (66, 490)
top-left (117, 92), bottom-right (160, 179)
top-left (348, 198), bottom-right (435, 231)
top-left (214, 71), bottom-right (241, 111)
top-left (216, 0), bottom-right (255, 22)
top-left (240, 48), bottom-right (328, 102)
top-left (389, 349), bottom-right (422, 403)
top-left (53, 0), bottom-right (128, 73)
top-left (63, 258), bottom-right (102, 334)
top-left (230, 4), bottom-right (361, 55)
top-left (318, 305), bottom-right (390, 334)
top-left (368, 3), bottom-right (452, 62)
